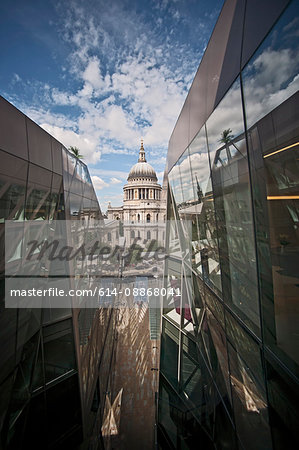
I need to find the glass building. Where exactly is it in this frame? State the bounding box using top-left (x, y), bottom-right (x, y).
top-left (0, 96), bottom-right (116, 449)
top-left (158, 0), bottom-right (299, 448)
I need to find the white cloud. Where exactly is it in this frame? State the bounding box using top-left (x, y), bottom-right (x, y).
top-left (110, 177), bottom-right (122, 184)
top-left (151, 156), bottom-right (166, 165)
top-left (8, 0), bottom-right (213, 176)
top-left (97, 104), bottom-right (140, 145)
top-left (91, 175), bottom-right (108, 190)
top-left (100, 193), bottom-right (124, 210)
top-left (51, 88), bottom-right (77, 105)
top-left (90, 168), bottom-right (128, 179)
top-left (12, 73), bottom-right (21, 83)
top-left (40, 123), bottom-right (101, 164)
top-left (82, 56), bottom-right (110, 92)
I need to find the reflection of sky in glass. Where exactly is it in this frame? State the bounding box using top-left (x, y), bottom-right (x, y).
top-left (177, 149), bottom-right (194, 204)
top-left (243, 3), bottom-right (299, 129)
top-left (68, 153), bottom-right (77, 174)
top-left (66, 151), bottom-right (92, 185)
top-left (189, 127), bottom-right (210, 197)
top-left (169, 164), bottom-right (183, 206)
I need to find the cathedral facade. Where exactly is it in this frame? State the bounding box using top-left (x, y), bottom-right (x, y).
top-left (107, 141), bottom-right (166, 225)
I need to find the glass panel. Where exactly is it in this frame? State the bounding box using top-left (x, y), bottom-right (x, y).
top-left (0, 151), bottom-right (27, 223)
top-left (203, 309), bottom-right (232, 409)
top-left (168, 160), bottom-right (184, 208)
top-left (0, 305), bottom-right (18, 384)
top-left (189, 128), bottom-right (222, 294)
top-left (181, 336), bottom-right (213, 438)
top-left (192, 272), bottom-right (205, 327)
top-left (206, 77), bottom-right (260, 333)
top-left (244, 2), bottom-right (299, 370)
top-left (242, 1), bottom-right (299, 130)
top-left (62, 147), bottom-right (70, 191)
top-left (0, 374), bottom-right (14, 436)
top-left (20, 393), bottom-right (47, 448)
top-left (68, 192), bottom-right (83, 218)
top-left (25, 165), bottom-right (53, 221)
top-left (174, 148), bottom-right (194, 260)
top-left (228, 341), bottom-right (272, 450)
top-left (70, 159), bottom-right (84, 198)
top-left (266, 358), bottom-right (299, 449)
top-left (163, 257), bottom-right (182, 326)
top-left (45, 374), bottom-right (82, 445)
top-left (158, 379), bottom-right (178, 447)
top-left (49, 173), bottom-right (63, 220)
top-left (166, 187), bottom-right (181, 258)
top-left (181, 264), bottom-right (196, 335)
top-left (213, 389), bottom-right (238, 450)
top-left (31, 338), bottom-right (44, 391)
top-left (169, 161), bottom-right (191, 260)
top-left (5, 333), bottom-right (39, 431)
top-left (42, 319), bottom-right (76, 383)
top-left (177, 148), bottom-right (194, 205)
top-left (78, 307), bottom-right (97, 355)
top-left (204, 287), bottom-right (225, 329)
top-left (160, 319), bottom-right (179, 389)
top-left (226, 312), bottom-right (264, 387)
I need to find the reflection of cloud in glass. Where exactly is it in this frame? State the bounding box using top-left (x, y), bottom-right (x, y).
top-left (169, 164), bottom-right (183, 205)
top-left (189, 129), bottom-right (207, 150)
top-left (177, 154), bottom-right (193, 202)
top-left (189, 152), bottom-right (210, 192)
top-left (169, 144), bottom-right (212, 206)
top-left (189, 128), bottom-right (211, 193)
top-left (206, 79), bottom-right (244, 154)
top-left (243, 32), bottom-right (299, 129)
top-left (169, 153), bottom-right (193, 204)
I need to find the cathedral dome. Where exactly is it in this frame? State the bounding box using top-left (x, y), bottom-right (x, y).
top-left (127, 141), bottom-right (157, 181)
top-left (128, 162), bottom-right (157, 180)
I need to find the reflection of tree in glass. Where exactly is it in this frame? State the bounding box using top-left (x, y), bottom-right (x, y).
top-left (69, 146), bottom-right (84, 159)
top-left (219, 128), bottom-right (234, 145)
top-left (219, 129), bottom-right (234, 160)
top-left (216, 129), bottom-right (244, 166)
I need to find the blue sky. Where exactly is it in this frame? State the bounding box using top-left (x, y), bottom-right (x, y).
top-left (0, 0), bottom-right (223, 210)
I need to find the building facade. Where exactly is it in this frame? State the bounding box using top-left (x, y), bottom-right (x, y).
top-left (0, 96), bottom-right (116, 449)
top-left (158, 1), bottom-right (299, 449)
top-left (107, 140), bottom-right (166, 225)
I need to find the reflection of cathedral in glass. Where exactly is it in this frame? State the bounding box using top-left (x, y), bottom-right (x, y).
top-left (107, 140), bottom-right (166, 224)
